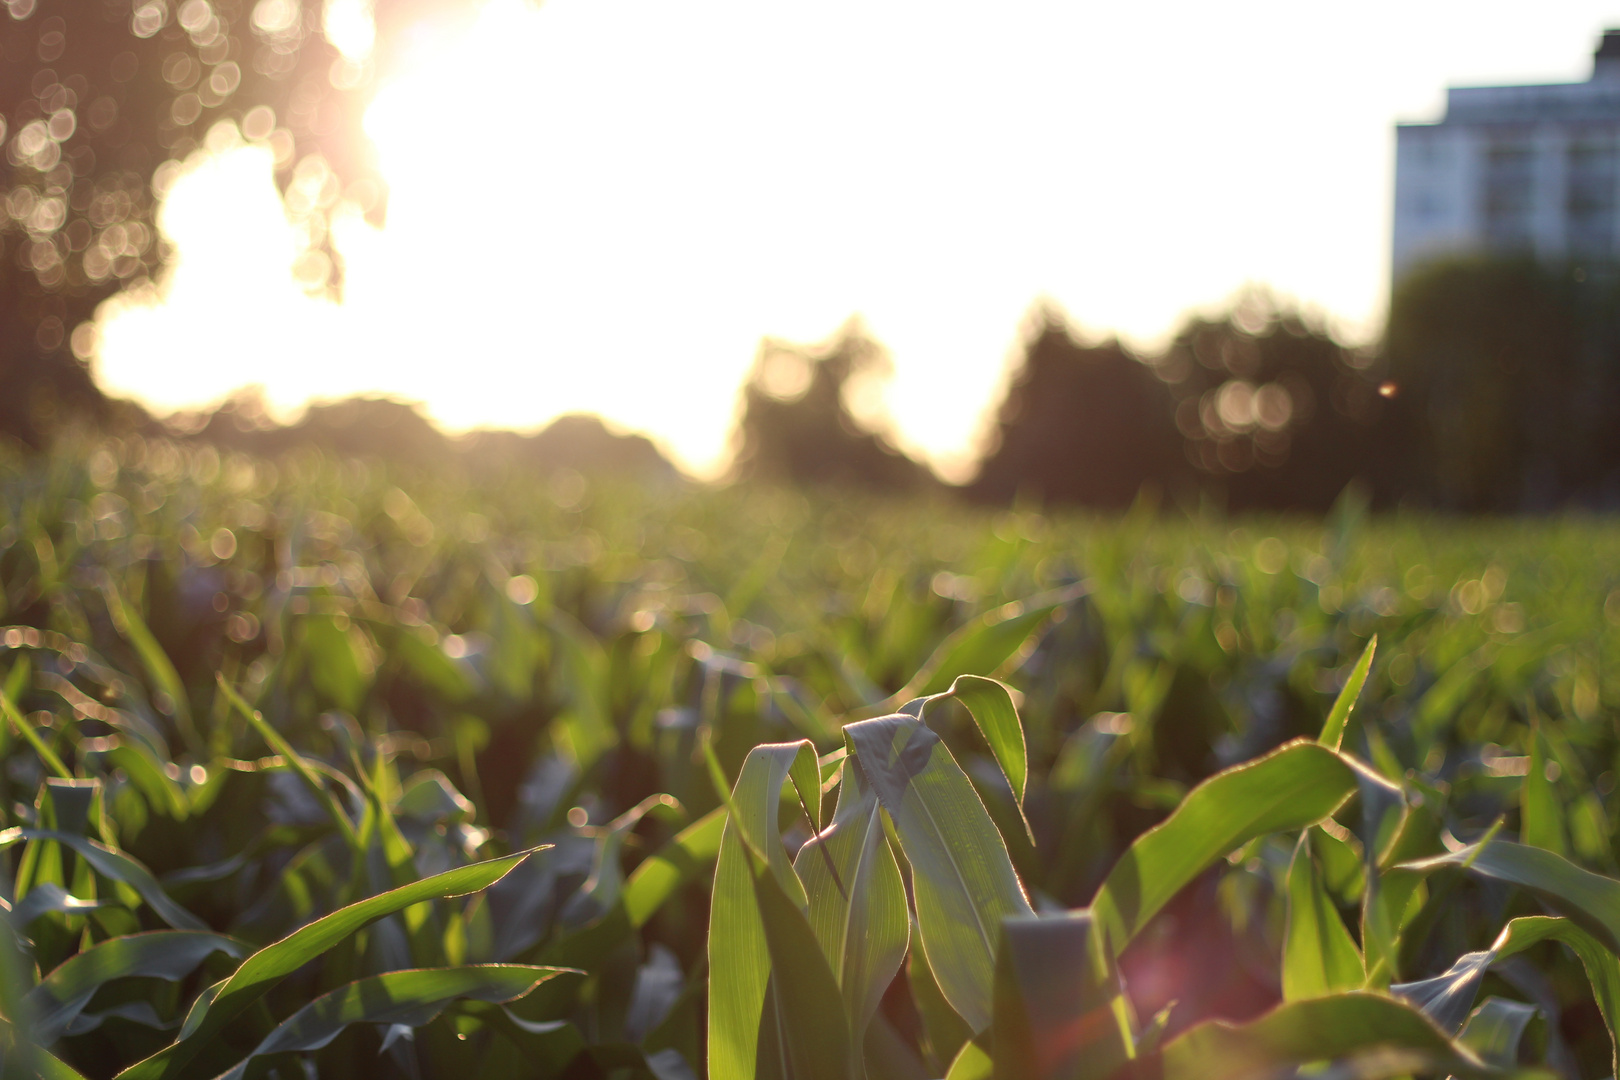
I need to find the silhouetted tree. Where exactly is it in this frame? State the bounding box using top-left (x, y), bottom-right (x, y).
top-left (457, 414), bottom-right (678, 481)
top-left (179, 392), bottom-right (680, 478)
top-left (968, 306), bottom-right (1184, 508)
top-left (0, 0), bottom-right (444, 447)
top-left (969, 296), bottom-right (1399, 512)
top-left (1155, 292), bottom-right (1396, 512)
top-left (1384, 255), bottom-right (1620, 511)
top-left (730, 319), bottom-right (936, 491)
top-left (184, 393), bottom-right (444, 461)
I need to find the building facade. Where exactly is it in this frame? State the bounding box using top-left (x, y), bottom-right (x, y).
top-left (1393, 31), bottom-right (1620, 279)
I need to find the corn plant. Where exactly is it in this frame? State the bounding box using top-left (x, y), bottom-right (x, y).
top-left (709, 642), bottom-right (1620, 1080)
top-left (4, 437), bottom-right (1620, 1078)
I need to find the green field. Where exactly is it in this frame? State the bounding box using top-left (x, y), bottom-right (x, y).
top-left (3, 435), bottom-right (1620, 1079)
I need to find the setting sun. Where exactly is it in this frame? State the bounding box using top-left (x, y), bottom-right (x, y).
top-left (90, 0), bottom-right (1620, 478)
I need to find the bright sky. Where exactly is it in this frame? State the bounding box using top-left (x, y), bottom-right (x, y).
top-left (94, 0), bottom-right (1620, 480)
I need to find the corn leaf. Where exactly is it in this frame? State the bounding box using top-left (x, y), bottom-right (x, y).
top-left (794, 755), bottom-right (908, 1058)
top-left (0, 688), bottom-right (71, 779)
top-left (909, 935), bottom-right (973, 1075)
top-left (1091, 740), bottom-right (1359, 960)
top-left (1282, 833), bottom-right (1364, 1000)
top-left (707, 740), bottom-right (822, 1080)
top-left (895, 583), bottom-right (1086, 704)
top-left (625, 806), bottom-right (726, 928)
top-left (1492, 916), bottom-right (1620, 1076)
top-left (750, 850), bottom-right (853, 1080)
top-left (1318, 636), bottom-right (1376, 751)
top-left (844, 714), bottom-right (1031, 1034)
top-left (114, 849), bottom-right (535, 1080)
top-left (100, 576), bottom-right (199, 757)
top-left (214, 965), bottom-right (570, 1080)
top-left (992, 911), bottom-right (1128, 1080)
top-left (1355, 765), bottom-right (1411, 986)
top-left (1398, 838), bottom-right (1620, 953)
top-left (542, 808), bottom-right (727, 974)
top-left (24, 931), bottom-right (248, 1045)
top-left (1151, 993), bottom-right (1516, 1080)
top-left (1391, 950), bottom-right (1495, 1034)
top-left (0, 1018), bottom-right (88, 1080)
top-left (912, 675), bottom-right (1033, 844)
top-left (0, 829), bottom-right (206, 931)
top-left (216, 675), bottom-right (357, 846)
top-left (944, 1040), bottom-right (992, 1080)
top-left (1522, 725), bottom-right (1568, 857)
top-left (1459, 998), bottom-right (1537, 1071)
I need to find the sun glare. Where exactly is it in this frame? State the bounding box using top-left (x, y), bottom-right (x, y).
top-left (91, 0), bottom-right (1620, 480)
top-left (323, 0), bottom-right (375, 61)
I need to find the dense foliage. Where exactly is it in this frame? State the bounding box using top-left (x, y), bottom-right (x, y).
top-left (0, 0), bottom-right (433, 446)
top-left (1, 436), bottom-right (1620, 1078)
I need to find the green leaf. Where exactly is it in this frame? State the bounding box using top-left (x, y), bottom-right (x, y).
top-left (913, 675), bottom-right (1033, 845)
top-left (943, 675), bottom-right (1026, 806)
top-left (216, 675), bottom-right (357, 847)
top-left (100, 576), bottom-right (200, 757)
top-left (794, 756), bottom-right (908, 1058)
top-left (1492, 916), bottom-right (1620, 1076)
top-left (1398, 837), bottom-right (1620, 953)
top-left (214, 965), bottom-right (569, 1080)
top-left (625, 806), bottom-right (726, 929)
top-left (1318, 635), bottom-right (1376, 751)
top-left (1382, 914), bottom-right (1620, 1075)
top-left (788, 742), bottom-right (824, 834)
top-left (844, 714), bottom-right (1031, 1034)
top-left (750, 851), bottom-right (853, 1080)
top-left (60, 1001), bottom-right (176, 1038)
top-left (1151, 993), bottom-right (1509, 1080)
top-left (992, 911), bottom-right (1128, 1080)
top-left (114, 849), bottom-right (536, 1080)
top-left (10, 882), bottom-right (107, 927)
top-left (102, 742), bottom-right (189, 820)
top-left (297, 613), bottom-right (369, 714)
top-left (1522, 724), bottom-right (1568, 857)
top-left (1355, 765), bottom-right (1412, 986)
top-left (1459, 998), bottom-right (1537, 1070)
top-left (864, 1014), bottom-right (930, 1080)
top-left (944, 1040), bottom-right (992, 1080)
top-left (0, 912), bottom-right (70, 1080)
top-left (1282, 833), bottom-right (1364, 1000)
top-left (0, 1017), bottom-right (88, 1080)
top-left (542, 808), bottom-right (727, 974)
top-left (0, 688), bottom-right (71, 779)
top-left (1091, 740), bottom-right (1359, 960)
top-left (1391, 949), bottom-right (1494, 1034)
top-left (909, 936), bottom-right (972, 1075)
top-left (0, 829), bottom-right (206, 931)
top-left (707, 740), bottom-right (822, 1080)
top-left (568, 793), bottom-right (685, 924)
top-left (896, 583), bottom-right (1086, 703)
top-left (24, 931), bottom-right (249, 1045)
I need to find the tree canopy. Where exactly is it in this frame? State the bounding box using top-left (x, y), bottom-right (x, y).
top-left (729, 319), bottom-right (937, 492)
top-left (0, 0), bottom-right (442, 446)
top-left (1385, 255), bottom-right (1620, 511)
top-left (969, 297), bottom-right (1396, 513)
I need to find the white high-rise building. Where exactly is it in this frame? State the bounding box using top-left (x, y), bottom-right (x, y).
top-left (1393, 31), bottom-right (1620, 280)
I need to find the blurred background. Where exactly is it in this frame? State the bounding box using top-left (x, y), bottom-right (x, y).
top-left (6, 0), bottom-right (1620, 512)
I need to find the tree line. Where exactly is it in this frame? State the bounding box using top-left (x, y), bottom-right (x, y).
top-left (6, 3), bottom-right (1620, 512)
top-left (731, 257), bottom-right (1620, 514)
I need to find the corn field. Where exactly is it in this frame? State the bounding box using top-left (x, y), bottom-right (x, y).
top-left (2, 436), bottom-right (1620, 1079)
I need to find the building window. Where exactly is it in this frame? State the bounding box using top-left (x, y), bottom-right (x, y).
top-left (1482, 138), bottom-right (1535, 251)
top-left (1567, 134), bottom-right (1618, 258)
